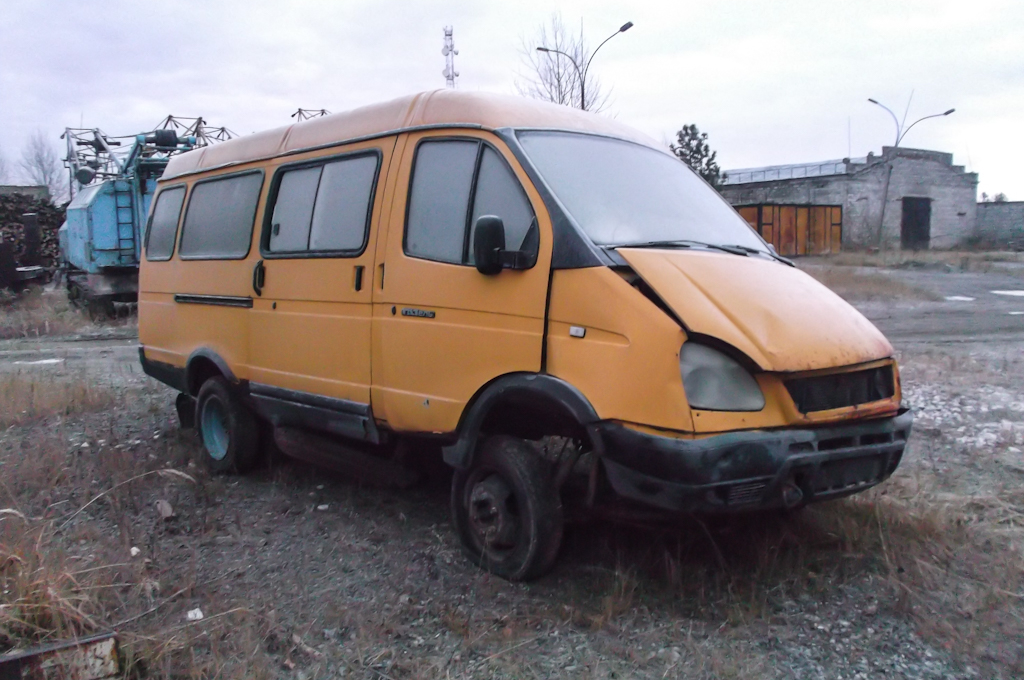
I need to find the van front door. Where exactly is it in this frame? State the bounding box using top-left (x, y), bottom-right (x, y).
top-left (248, 138), bottom-right (396, 434)
top-left (372, 131), bottom-right (552, 434)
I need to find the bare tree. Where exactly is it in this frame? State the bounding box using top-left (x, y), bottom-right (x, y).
top-left (19, 131), bottom-right (66, 202)
top-left (516, 14), bottom-right (610, 113)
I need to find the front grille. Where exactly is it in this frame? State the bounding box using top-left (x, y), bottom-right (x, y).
top-left (811, 455), bottom-right (887, 493)
top-left (785, 366), bottom-right (895, 413)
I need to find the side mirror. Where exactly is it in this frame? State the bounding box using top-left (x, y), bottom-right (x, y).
top-left (473, 215), bottom-right (505, 275)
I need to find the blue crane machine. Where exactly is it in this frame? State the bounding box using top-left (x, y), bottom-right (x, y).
top-left (59, 118), bottom-right (232, 312)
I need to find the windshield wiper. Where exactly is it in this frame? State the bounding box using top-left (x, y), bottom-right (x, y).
top-left (718, 243), bottom-right (795, 266)
top-left (704, 243), bottom-right (753, 256)
top-left (609, 239), bottom-right (794, 264)
top-left (606, 239), bottom-right (696, 250)
top-left (610, 239), bottom-right (751, 256)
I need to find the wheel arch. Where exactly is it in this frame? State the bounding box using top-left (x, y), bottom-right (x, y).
top-left (185, 348), bottom-right (240, 396)
top-left (442, 372), bottom-right (603, 470)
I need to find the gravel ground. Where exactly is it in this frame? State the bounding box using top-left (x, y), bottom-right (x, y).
top-left (1, 266), bottom-right (1022, 677)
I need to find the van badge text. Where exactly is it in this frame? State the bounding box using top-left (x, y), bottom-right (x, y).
top-left (401, 308), bottom-right (436, 319)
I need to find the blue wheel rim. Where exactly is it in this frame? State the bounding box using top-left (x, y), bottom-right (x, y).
top-left (201, 397), bottom-right (230, 461)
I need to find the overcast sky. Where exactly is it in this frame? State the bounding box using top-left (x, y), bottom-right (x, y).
top-left (1, 0), bottom-right (1021, 198)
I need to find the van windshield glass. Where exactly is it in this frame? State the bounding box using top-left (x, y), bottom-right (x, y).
top-left (517, 131), bottom-right (766, 252)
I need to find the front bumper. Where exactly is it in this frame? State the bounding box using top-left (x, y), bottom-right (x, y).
top-left (597, 409), bottom-right (913, 513)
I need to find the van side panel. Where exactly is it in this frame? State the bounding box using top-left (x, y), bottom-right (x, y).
top-left (139, 167), bottom-right (268, 380)
top-left (247, 138), bottom-right (397, 405)
top-left (545, 267), bottom-right (695, 433)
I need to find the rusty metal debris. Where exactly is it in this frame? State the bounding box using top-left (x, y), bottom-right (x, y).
top-left (0, 632), bottom-right (119, 680)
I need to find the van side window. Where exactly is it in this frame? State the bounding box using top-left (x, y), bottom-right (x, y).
top-left (179, 172), bottom-right (263, 259)
top-left (145, 186), bottom-right (186, 261)
top-left (269, 166), bottom-right (320, 252)
top-left (468, 147), bottom-right (536, 264)
top-left (267, 153), bottom-right (379, 255)
top-left (406, 139), bottom-right (536, 266)
top-left (405, 140), bottom-right (478, 264)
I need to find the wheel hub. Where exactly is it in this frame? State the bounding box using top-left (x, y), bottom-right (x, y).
top-left (468, 475), bottom-right (518, 549)
top-left (201, 397), bottom-right (230, 461)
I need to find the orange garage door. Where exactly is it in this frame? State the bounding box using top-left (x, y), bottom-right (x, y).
top-left (736, 204), bottom-right (842, 256)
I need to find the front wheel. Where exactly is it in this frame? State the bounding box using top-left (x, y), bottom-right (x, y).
top-left (451, 436), bottom-right (564, 581)
top-left (195, 377), bottom-right (259, 474)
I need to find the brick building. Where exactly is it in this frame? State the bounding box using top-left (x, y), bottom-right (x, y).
top-left (719, 147), bottom-right (978, 255)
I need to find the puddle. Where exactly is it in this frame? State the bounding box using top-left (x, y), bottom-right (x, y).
top-left (11, 358), bottom-right (64, 366)
top-left (945, 295), bottom-right (975, 301)
top-left (991, 290), bottom-right (1024, 297)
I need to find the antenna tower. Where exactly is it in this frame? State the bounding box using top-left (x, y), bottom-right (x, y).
top-left (442, 26), bottom-right (459, 88)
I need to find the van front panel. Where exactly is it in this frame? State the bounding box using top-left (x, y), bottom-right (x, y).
top-left (545, 267), bottom-right (694, 432)
top-left (370, 129), bottom-right (554, 433)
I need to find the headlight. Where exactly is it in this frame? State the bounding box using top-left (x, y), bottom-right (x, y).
top-left (680, 343), bottom-right (765, 411)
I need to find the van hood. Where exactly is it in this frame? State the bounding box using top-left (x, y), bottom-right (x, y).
top-left (618, 248), bottom-right (893, 372)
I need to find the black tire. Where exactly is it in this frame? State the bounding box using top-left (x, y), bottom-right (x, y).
top-left (451, 435), bottom-right (564, 581)
top-left (195, 377), bottom-right (259, 474)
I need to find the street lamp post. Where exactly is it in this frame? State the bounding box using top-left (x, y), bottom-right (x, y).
top-left (868, 98), bottom-right (955, 148)
top-left (537, 21), bottom-right (633, 110)
top-left (867, 98), bottom-right (955, 249)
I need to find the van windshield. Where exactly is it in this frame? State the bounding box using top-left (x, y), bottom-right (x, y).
top-left (517, 131), bottom-right (766, 252)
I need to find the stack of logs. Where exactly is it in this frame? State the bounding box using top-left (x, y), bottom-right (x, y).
top-left (0, 194), bottom-right (65, 268)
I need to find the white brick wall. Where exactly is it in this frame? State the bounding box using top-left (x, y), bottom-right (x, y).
top-left (976, 202), bottom-right (1024, 246)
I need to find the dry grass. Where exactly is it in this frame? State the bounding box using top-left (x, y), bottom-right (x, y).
top-left (799, 264), bottom-right (941, 301)
top-left (0, 417), bottom-right (255, 676)
top-left (0, 341), bottom-right (1018, 675)
top-left (0, 288), bottom-right (97, 340)
top-left (0, 373), bottom-right (116, 428)
top-left (3, 422), bottom-right (1020, 677)
top-left (0, 367), bottom-right (310, 678)
top-left (804, 250), bottom-right (1024, 271)
top-left (563, 473), bottom-right (1024, 674)
top-left (0, 521), bottom-right (104, 648)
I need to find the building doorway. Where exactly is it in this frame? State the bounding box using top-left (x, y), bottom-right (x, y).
top-left (901, 197), bottom-right (931, 250)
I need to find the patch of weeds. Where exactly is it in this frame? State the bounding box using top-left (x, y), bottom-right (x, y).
top-left (799, 265), bottom-right (940, 301)
top-left (562, 476), bottom-right (1023, 675)
top-left (0, 288), bottom-right (96, 340)
top-left (0, 521), bottom-right (102, 649)
top-left (0, 372), bottom-right (116, 428)
top-left (802, 250), bottom-right (1024, 271)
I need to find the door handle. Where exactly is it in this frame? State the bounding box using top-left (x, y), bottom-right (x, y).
top-left (252, 259), bottom-right (265, 296)
top-left (354, 265), bottom-right (364, 292)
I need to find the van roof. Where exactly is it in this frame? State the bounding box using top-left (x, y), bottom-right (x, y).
top-left (161, 90), bottom-right (664, 180)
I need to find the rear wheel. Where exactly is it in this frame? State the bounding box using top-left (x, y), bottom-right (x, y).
top-left (195, 377), bottom-right (259, 474)
top-left (451, 436), bottom-right (563, 581)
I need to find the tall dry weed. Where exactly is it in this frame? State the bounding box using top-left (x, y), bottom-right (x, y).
top-left (804, 250), bottom-right (1024, 270)
top-left (0, 521), bottom-right (101, 649)
top-left (800, 265), bottom-right (940, 301)
top-left (0, 289), bottom-right (96, 340)
top-left (0, 373), bottom-right (115, 428)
